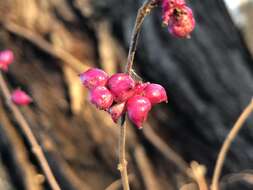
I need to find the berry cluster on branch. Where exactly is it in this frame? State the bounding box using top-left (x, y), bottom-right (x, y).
top-left (79, 68), bottom-right (168, 129)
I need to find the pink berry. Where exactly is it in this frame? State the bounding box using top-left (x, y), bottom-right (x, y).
top-left (168, 6), bottom-right (195, 38)
top-left (79, 68), bottom-right (109, 89)
top-left (107, 73), bottom-right (135, 103)
top-left (11, 89), bottom-right (32, 105)
top-left (108, 102), bottom-right (126, 123)
top-left (88, 86), bottom-right (113, 110)
top-left (143, 83), bottom-right (168, 105)
top-left (0, 50), bottom-right (14, 72)
top-left (162, 0), bottom-right (186, 25)
top-left (127, 95), bottom-right (151, 129)
top-left (134, 82), bottom-right (150, 95)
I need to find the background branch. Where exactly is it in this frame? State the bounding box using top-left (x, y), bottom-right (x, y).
top-left (0, 72), bottom-right (61, 190)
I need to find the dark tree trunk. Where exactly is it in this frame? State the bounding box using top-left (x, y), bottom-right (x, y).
top-left (0, 0), bottom-right (253, 189)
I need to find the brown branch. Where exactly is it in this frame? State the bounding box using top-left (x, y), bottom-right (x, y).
top-left (211, 98), bottom-right (253, 190)
top-left (125, 0), bottom-right (159, 74)
top-left (143, 124), bottom-right (190, 175)
top-left (134, 145), bottom-right (161, 190)
top-left (2, 21), bottom-right (88, 73)
top-left (118, 1), bottom-right (159, 189)
top-left (117, 119), bottom-right (130, 190)
top-left (0, 72), bottom-right (61, 190)
top-left (0, 105), bottom-right (42, 190)
top-left (190, 161), bottom-right (208, 190)
top-left (105, 175), bottom-right (134, 190)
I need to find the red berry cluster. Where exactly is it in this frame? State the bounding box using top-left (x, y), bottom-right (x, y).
top-left (79, 68), bottom-right (168, 129)
top-left (162, 0), bottom-right (195, 38)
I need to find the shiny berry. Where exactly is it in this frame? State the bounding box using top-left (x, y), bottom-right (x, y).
top-left (127, 95), bottom-right (151, 129)
top-left (88, 86), bottom-right (113, 110)
top-left (11, 89), bottom-right (32, 105)
top-left (143, 83), bottom-right (168, 105)
top-left (169, 6), bottom-right (195, 38)
top-left (79, 68), bottom-right (109, 89)
top-left (107, 73), bottom-right (135, 103)
top-left (0, 50), bottom-right (14, 72)
top-left (108, 102), bottom-right (126, 123)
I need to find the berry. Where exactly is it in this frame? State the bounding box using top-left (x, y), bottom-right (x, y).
top-left (11, 89), bottom-right (32, 105)
top-left (134, 82), bottom-right (150, 95)
top-left (143, 83), bottom-right (168, 105)
top-left (108, 102), bottom-right (126, 123)
top-left (79, 68), bottom-right (109, 89)
top-left (88, 86), bottom-right (113, 110)
top-left (162, 0), bottom-right (186, 25)
top-left (0, 50), bottom-right (14, 72)
top-left (168, 6), bottom-right (195, 38)
top-left (127, 95), bottom-right (151, 129)
top-left (107, 73), bottom-right (135, 103)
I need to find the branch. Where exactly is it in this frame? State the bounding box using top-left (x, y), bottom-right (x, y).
top-left (125, 0), bottom-right (159, 74)
top-left (211, 98), bottom-right (253, 190)
top-left (118, 1), bottom-right (159, 189)
top-left (0, 72), bottom-right (61, 190)
top-left (2, 21), bottom-right (88, 73)
top-left (117, 117), bottom-right (130, 190)
top-left (143, 124), bottom-right (190, 174)
top-left (105, 175), bottom-right (134, 190)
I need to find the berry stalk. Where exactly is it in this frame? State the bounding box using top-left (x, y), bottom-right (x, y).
top-left (125, 0), bottom-right (159, 75)
top-left (119, 1), bottom-right (159, 189)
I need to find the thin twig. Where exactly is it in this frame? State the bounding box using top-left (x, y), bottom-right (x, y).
top-left (211, 98), bottom-right (253, 190)
top-left (134, 145), bottom-right (161, 190)
top-left (190, 161), bottom-right (208, 190)
top-left (125, 0), bottom-right (159, 74)
top-left (117, 117), bottom-right (130, 190)
top-left (0, 72), bottom-right (61, 190)
top-left (118, 1), bottom-right (159, 189)
top-left (105, 175), bottom-right (134, 190)
top-left (143, 124), bottom-right (190, 175)
top-left (2, 21), bottom-right (88, 73)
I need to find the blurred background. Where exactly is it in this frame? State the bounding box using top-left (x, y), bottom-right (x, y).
top-left (0, 0), bottom-right (253, 189)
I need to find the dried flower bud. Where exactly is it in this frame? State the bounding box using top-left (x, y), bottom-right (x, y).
top-left (168, 6), bottom-right (195, 38)
top-left (88, 86), bottom-right (113, 110)
top-left (0, 50), bottom-right (14, 72)
top-left (143, 83), bottom-right (168, 105)
top-left (108, 102), bottom-right (126, 123)
top-left (11, 89), bottom-right (32, 105)
top-left (162, 0), bottom-right (186, 25)
top-left (79, 68), bottom-right (109, 89)
top-left (127, 95), bottom-right (151, 129)
top-left (107, 73), bottom-right (135, 103)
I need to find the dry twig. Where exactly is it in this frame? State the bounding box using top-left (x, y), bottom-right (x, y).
top-left (0, 72), bottom-right (61, 190)
top-left (134, 145), bottom-right (161, 190)
top-left (211, 98), bottom-right (253, 190)
top-left (118, 1), bottom-right (159, 189)
top-left (2, 21), bottom-right (88, 73)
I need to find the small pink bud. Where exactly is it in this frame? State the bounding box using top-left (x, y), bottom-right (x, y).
top-left (11, 89), bottom-right (32, 105)
top-left (107, 73), bottom-right (135, 103)
top-left (168, 6), bottom-right (195, 38)
top-left (127, 95), bottom-right (151, 129)
top-left (79, 68), bottom-right (109, 89)
top-left (88, 86), bottom-right (113, 110)
top-left (0, 50), bottom-right (14, 72)
top-left (143, 83), bottom-right (168, 105)
top-left (108, 102), bottom-right (126, 123)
